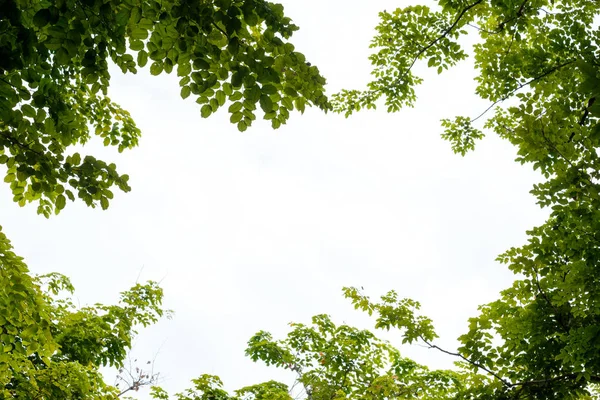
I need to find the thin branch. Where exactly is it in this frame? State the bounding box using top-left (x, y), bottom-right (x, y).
top-left (418, 335), bottom-right (512, 387)
top-left (578, 97), bottom-right (595, 127)
top-left (331, 366), bottom-right (352, 400)
top-left (466, 23), bottom-right (499, 35)
top-left (0, 75), bottom-right (30, 96)
top-left (367, 0), bottom-right (483, 98)
top-left (513, 372), bottom-right (600, 387)
top-left (402, 0), bottom-right (483, 79)
top-left (470, 59), bottom-right (576, 124)
top-left (420, 334), bottom-right (600, 394)
top-left (0, 131), bottom-right (42, 156)
top-left (539, 124), bottom-right (578, 170)
top-left (516, 0), bottom-right (530, 17)
top-left (368, 0), bottom-right (536, 105)
top-left (414, 0), bottom-right (483, 60)
top-left (530, 264), bottom-right (569, 332)
top-left (211, 21), bottom-right (229, 38)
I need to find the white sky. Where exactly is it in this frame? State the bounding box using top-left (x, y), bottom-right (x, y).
top-left (1, 0), bottom-right (548, 397)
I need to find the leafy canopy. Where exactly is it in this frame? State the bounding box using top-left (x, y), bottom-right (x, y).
top-left (156, 0), bottom-right (600, 398)
top-left (1, 0), bottom-right (330, 398)
top-left (0, 0), bottom-right (328, 217)
top-left (4, 0), bottom-right (600, 398)
top-left (151, 293), bottom-right (469, 400)
top-left (0, 228), bottom-right (168, 398)
top-left (329, 0), bottom-right (600, 398)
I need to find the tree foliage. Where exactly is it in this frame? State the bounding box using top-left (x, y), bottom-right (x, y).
top-left (0, 0), bottom-right (328, 217)
top-left (328, 0), bottom-right (600, 398)
top-left (3, 0), bottom-right (600, 398)
top-left (0, 228), bottom-right (167, 398)
top-left (150, 296), bottom-right (469, 400)
top-left (152, 0), bottom-right (600, 398)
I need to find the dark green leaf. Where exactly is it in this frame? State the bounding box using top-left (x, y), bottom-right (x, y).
top-left (259, 95), bottom-right (273, 113)
top-left (33, 9), bottom-right (51, 28)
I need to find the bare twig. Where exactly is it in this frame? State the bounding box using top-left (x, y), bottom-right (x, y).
top-left (116, 356), bottom-right (161, 397)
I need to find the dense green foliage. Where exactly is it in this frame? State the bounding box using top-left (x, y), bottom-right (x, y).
top-left (0, 0), bottom-right (328, 397)
top-left (158, 0), bottom-right (600, 398)
top-left (149, 299), bottom-right (468, 400)
top-left (0, 228), bottom-right (167, 398)
top-left (0, 0), bottom-right (328, 217)
top-left (331, 0), bottom-right (600, 397)
top-left (3, 0), bottom-right (600, 398)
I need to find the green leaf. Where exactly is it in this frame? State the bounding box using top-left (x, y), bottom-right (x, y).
top-left (230, 112), bottom-right (243, 123)
top-left (21, 104), bottom-right (36, 118)
top-left (217, 67), bottom-right (229, 80)
top-left (263, 111), bottom-right (276, 120)
top-left (65, 190), bottom-right (75, 201)
top-left (100, 197), bottom-right (109, 210)
top-left (247, 85), bottom-right (261, 103)
top-left (231, 71), bottom-right (244, 88)
top-left (194, 58), bottom-right (210, 70)
top-left (284, 87), bottom-right (298, 98)
top-left (230, 91), bottom-right (243, 101)
top-left (177, 62), bottom-right (192, 77)
top-left (259, 95), bottom-right (273, 113)
top-left (244, 12), bottom-right (258, 26)
top-left (33, 9), bottom-right (51, 28)
top-left (115, 8), bottom-right (130, 26)
top-left (131, 28), bottom-right (149, 40)
top-left (137, 50), bottom-right (149, 67)
top-left (129, 40), bottom-right (145, 51)
top-left (227, 37), bottom-right (240, 55)
top-left (164, 59), bottom-right (174, 74)
top-left (55, 194), bottom-right (66, 211)
top-left (295, 98), bottom-right (306, 113)
top-left (282, 97), bottom-right (293, 110)
top-left (180, 86), bottom-right (191, 99)
top-left (150, 62), bottom-right (163, 75)
top-left (200, 104), bottom-right (212, 118)
top-left (216, 90), bottom-right (226, 106)
top-left (261, 84), bottom-right (277, 95)
top-left (71, 153), bottom-right (81, 165)
top-left (228, 102), bottom-right (243, 113)
top-left (55, 48), bottom-right (70, 65)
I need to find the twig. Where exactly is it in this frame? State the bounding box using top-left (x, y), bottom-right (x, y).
top-left (419, 335), bottom-right (512, 387)
top-left (470, 59), bottom-right (576, 124)
top-left (211, 21), bottom-right (229, 38)
top-left (395, 0), bottom-right (484, 87)
top-left (0, 76), bottom-right (30, 96)
top-left (531, 264), bottom-right (569, 332)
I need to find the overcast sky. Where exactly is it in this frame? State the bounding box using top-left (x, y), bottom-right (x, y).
top-left (1, 0), bottom-right (548, 397)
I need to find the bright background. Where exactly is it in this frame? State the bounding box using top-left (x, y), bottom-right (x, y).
top-left (0, 0), bottom-right (546, 397)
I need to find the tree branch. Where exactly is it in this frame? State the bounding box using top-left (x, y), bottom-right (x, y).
top-left (366, 0), bottom-right (484, 99)
top-left (0, 75), bottom-right (30, 96)
top-left (531, 264), bottom-right (570, 332)
top-left (418, 335), bottom-right (512, 387)
top-left (211, 21), bottom-right (229, 38)
top-left (470, 59), bottom-right (576, 124)
top-left (410, 0), bottom-right (483, 67)
top-left (513, 372), bottom-right (600, 387)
